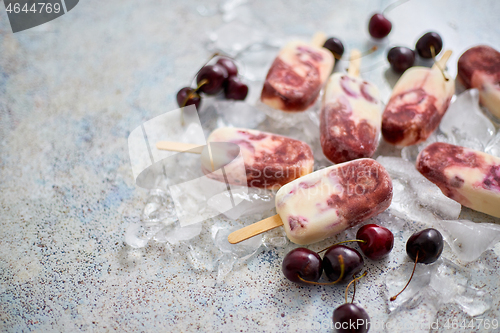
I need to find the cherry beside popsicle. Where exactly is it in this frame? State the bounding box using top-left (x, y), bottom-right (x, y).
top-left (228, 158), bottom-right (393, 245)
top-left (261, 33), bottom-right (334, 112)
top-left (320, 50), bottom-right (382, 163)
top-left (457, 45), bottom-right (500, 119)
top-left (382, 50), bottom-right (454, 146)
top-left (157, 127), bottom-right (314, 190)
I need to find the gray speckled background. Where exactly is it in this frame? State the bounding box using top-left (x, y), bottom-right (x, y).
top-left (1, 0), bottom-right (500, 332)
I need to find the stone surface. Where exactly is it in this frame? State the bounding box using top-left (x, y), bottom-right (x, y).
top-left (1, 0), bottom-right (500, 332)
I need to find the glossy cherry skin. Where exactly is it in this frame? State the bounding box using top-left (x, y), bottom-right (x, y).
top-left (224, 76), bottom-right (248, 100)
top-left (282, 248), bottom-right (323, 284)
top-left (356, 224), bottom-right (394, 260)
top-left (176, 87), bottom-right (201, 109)
top-left (406, 228), bottom-right (443, 264)
top-left (216, 57), bottom-right (238, 77)
top-left (323, 245), bottom-right (364, 282)
top-left (323, 37), bottom-right (345, 59)
top-left (387, 47), bottom-right (416, 73)
top-left (368, 13), bottom-right (392, 39)
top-left (333, 303), bottom-right (370, 333)
top-left (196, 64), bottom-right (228, 95)
top-left (415, 32), bottom-right (443, 58)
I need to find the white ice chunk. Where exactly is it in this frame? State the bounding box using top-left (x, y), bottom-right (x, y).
top-left (440, 89), bottom-right (496, 151)
top-left (377, 157), bottom-right (461, 223)
top-left (486, 131), bottom-right (500, 158)
top-left (213, 100), bottom-right (267, 128)
top-left (437, 219), bottom-right (500, 262)
top-left (211, 187), bottom-right (275, 220)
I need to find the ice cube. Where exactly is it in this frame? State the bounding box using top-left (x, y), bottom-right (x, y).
top-left (213, 100), bottom-right (267, 128)
top-left (153, 223), bottom-right (203, 244)
top-left (486, 131), bottom-right (500, 158)
top-left (211, 187), bottom-right (275, 220)
top-left (124, 223), bottom-right (152, 248)
top-left (142, 188), bottom-right (178, 226)
top-left (437, 219), bottom-right (500, 262)
top-left (439, 89), bottom-right (496, 151)
top-left (376, 157), bottom-right (461, 223)
top-left (236, 44), bottom-right (279, 82)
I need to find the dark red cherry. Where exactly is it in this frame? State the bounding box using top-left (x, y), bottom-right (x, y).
top-left (356, 224), bottom-right (394, 260)
top-left (216, 57), bottom-right (238, 77)
top-left (224, 76), bottom-right (248, 100)
top-left (282, 248), bottom-right (323, 284)
top-left (368, 13), bottom-right (392, 39)
top-left (406, 228), bottom-right (443, 264)
top-left (387, 47), bottom-right (416, 73)
top-left (176, 87), bottom-right (201, 109)
top-left (196, 64), bottom-right (228, 95)
top-left (333, 303), bottom-right (370, 333)
top-left (415, 32), bottom-right (443, 59)
top-left (323, 245), bottom-right (364, 282)
top-left (323, 37), bottom-right (345, 59)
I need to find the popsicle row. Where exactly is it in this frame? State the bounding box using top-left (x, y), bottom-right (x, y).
top-left (261, 39), bottom-right (500, 159)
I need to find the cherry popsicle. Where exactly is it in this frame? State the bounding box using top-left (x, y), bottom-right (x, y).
top-left (382, 50), bottom-right (454, 147)
top-left (458, 45), bottom-right (500, 119)
top-left (228, 158), bottom-right (393, 245)
top-left (261, 32), bottom-right (334, 112)
top-left (320, 49), bottom-right (382, 163)
top-left (156, 127), bottom-right (314, 190)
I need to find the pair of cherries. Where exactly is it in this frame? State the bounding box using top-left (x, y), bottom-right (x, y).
top-left (282, 224), bottom-right (394, 286)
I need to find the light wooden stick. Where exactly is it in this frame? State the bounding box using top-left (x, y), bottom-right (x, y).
top-left (433, 49), bottom-right (452, 69)
top-left (310, 31), bottom-right (327, 48)
top-left (156, 141), bottom-right (204, 154)
top-left (228, 214), bottom-right (284, 244)
top-left (347, 49), bottom-right (362, 77)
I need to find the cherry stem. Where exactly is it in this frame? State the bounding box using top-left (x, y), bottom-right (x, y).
top-left (382, 0), bottom-right (411, 15)
top-left (390, 251), bottom-right (419, 302)
top-left (431, 45), bottom-right (449, 82)
top-left (297, 255), bottom-right (345, 285)
top-left (345, 271), bottom-right (368, 304)
top-left (317, 239), bottom-right (366, 254)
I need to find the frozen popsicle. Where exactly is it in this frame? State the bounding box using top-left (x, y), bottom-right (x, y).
top-left (457, 45), bottom-right (500, 118)
top-left (320, 50), bottom-right (382, 163)
top-left (261, 33), bottom-right (334, 112)
top-left (157, 127), bottom-right (314, 190)
top-left (228, 158), bottom-right (393, 245)
top-left (382, 50), bottom-right (455, 146)
top-left (417, 142), bottom-right (500, 218)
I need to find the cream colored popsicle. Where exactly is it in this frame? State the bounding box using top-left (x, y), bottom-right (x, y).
top-left (320, 50), bottom-right (382, 163)
top-left (228, 158), bottom-right (393, 245)
top-left (157, 127), bottom-right (314, 190)
top-left (261, 34), bottom-right (334, 112)
top-left (417, 142), bottom-right (500, 218)
top-left (382, 50), bottom-right (455, 146)
top-left (458, 45), bottom-right (500, 118)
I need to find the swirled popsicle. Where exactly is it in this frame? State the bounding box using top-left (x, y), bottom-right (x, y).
top-left (382, 50), bottom-right (454, 146)
top-left (457, 45), bottom-right (500, 118)
top-left (157, 127), bottom-right (314, 190)
top-left (228, 158), bottom-right (393, 245)
top-left (416, 142), bottom-right (500, 218)
top-left (261, 34), bottom-right (334, 112)
top-left (320, 50), bottom-right (382, 163)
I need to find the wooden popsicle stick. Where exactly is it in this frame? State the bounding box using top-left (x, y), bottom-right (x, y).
top-left (310, 31), bottom-right (327, 48)
top-left (347, 49), bottom-right (362, 77)
top-left (433, 49), bottom-right (452, 69)
top-left (228, 214), bottom-right (284, 244)
top-left (156, 141), bottom-right (204, 154)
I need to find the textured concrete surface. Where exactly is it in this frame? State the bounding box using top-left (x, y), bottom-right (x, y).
top-left (1, 0), bottom-right (500, 332)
